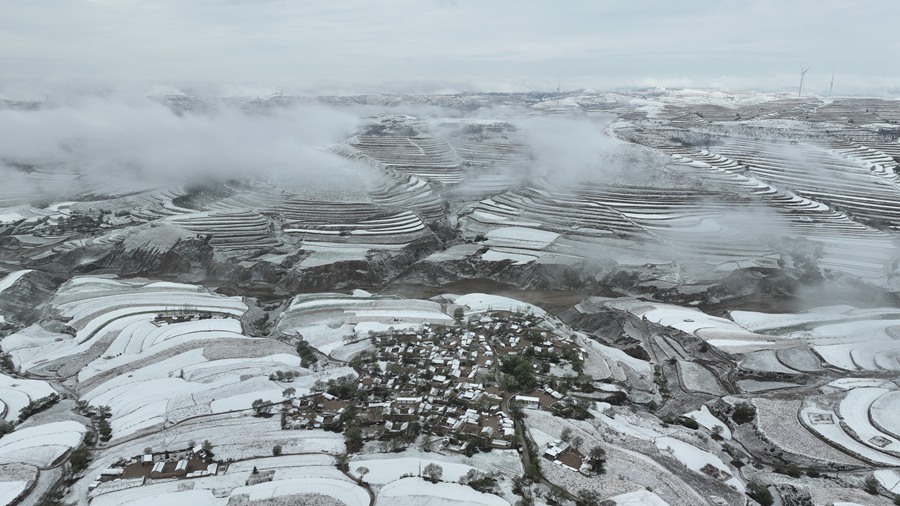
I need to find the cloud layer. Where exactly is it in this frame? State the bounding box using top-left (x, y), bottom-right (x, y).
top-left (1, 0), bottom-right (898, 97)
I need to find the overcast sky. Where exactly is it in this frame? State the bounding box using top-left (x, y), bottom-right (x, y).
top-left (2, 0), bottom-right (899, 98)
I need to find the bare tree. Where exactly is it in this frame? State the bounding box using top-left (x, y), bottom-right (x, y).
top-left (423, 463), bottom-right (443, 482)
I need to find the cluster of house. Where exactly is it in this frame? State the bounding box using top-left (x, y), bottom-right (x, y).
top-left (542, 439), bottom-right (588, 474)
top-left (283, 310), bottom-right (586, 453)
top-left (151, 310), bottom-right (217, 326)
top-left (88, 445), bottom-right (218, 493)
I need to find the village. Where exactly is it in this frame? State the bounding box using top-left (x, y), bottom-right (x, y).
top-left (282, 309), bottom-right (597, 473)
top-left (81, 308), bottom-right (605, 498)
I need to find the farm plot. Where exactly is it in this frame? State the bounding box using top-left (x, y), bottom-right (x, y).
top-left (837, 387), bottom-right (900, 455)
top-left (167, 210), bottom-right (279, 250)
top-left (0, 463), bottom-right (38, 506)
top-left (654, 436), bottom-right (742, 492)
top-left (663, 146), bottom-right (899, 282)
top-left (805, 318), bottom-right (900, 371)
top-left (377, 477), bottom-right (509, 506)
top-left (753, 398), bottom-right (863, 466)
top-left (0, 373), bottom-right (56, 422)
top-left (527, 409), bottom-right (718, 505)
top-left (91, 455), bottom-right (369, 506)
top-left (276, 292), bottom-right (453, 357)
top-left (601, 298), bottom-right (773, 351)
top-left (677, 361), bottom-right (726, 396)
top-left (870, 390), bottom-right (900, 439)
top-left (349, 129), bottom-right (464, 184)
top-left (683, 406), bottom-right (731, 439)
top-left (875, 470), bottom-right (900, 494)
top-left (1, 277), bottom-right (249, 373)
top-left (800, 407), bottom-right (900, 466)
top-left (0, 270), bottom-right (32, 295)
top-left (0, 420), bottom-right (86, 467)
top-left (79, 347), bottom-right (321, 441)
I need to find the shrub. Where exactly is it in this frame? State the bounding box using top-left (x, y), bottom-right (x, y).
top-left (732, 402), bottom-right (756, 424)
top-left (69, 447), bottom-right (91, 474)
top-left (746, 480), bottom-right (773, 506)
top-left (864, 475), bottom-right (879, 495)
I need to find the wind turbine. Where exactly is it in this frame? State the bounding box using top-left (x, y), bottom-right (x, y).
top-left (798, 64), bottom-right (812, 97)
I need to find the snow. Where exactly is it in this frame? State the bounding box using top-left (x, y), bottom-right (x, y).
top-left (677, 361), bottom-right (726, 395)
top-left (0, 270), bottom-right (31, 294)
top-left (354, 321), bottom-right (420, 336)
top-left (871, 391), bottom-right (900, 439)
top-left (485, 227), bottom-right (559, 249)
top-left (0, 373), bottom-right (57, 422)
top-left (0, 421), bottom-right (86, 467)
top-left (231, 477), bottom-right (369, 506)
top-left (349, 457), bottom-right (479, 485)
top-left (377, 477), bottom-right (509, 506)
top-left (91, 489), bottom-right (219, 506)
top-left (729, 309), bottom-right (852, 332)
top-left (607, 489), bottom-right (670, 506)
top-left (480, 248), bottom-right (537, 265)
top-left (827, 378), bottom-right (896, 390)
top-left (654, 437), bottom-right (743, 492)
top-left (353, 309), bottom-right (451, 321)
top-left (449, 293), bottom-right (546, 317)
top-left (0, 212), bottom-right (28, 225)
top-left (683, 406), bottom-right (731, 439)
top-left (602, 299), bottom-right (765, 343)
top-left (0, 480), bottom-right (28, 506)
top-left (801, 407), bottom-right (900, 466)
top-left (582, 339), bottom-right (652, 375)
top-left (875, 469), bottom-right (900, 494)
top-left (79, 348), bottom-right (311, 440)
top-left (705, 339), bottom-right (777, 351)
top-left (838, 387), bottom-right (900, 453)
top-left (800, 318), bottom-right (900, 371)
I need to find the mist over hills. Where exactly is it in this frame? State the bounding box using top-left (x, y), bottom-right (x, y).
top-left (3, 81), bottom-right (900, 506)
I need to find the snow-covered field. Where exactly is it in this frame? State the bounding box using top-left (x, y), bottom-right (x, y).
top-left (276, 291), bottom-right (453, 357)
top-left (0, 270), bottom-right (32, 294)
top-left (0, 373), bottom-right (56, 422)
top-left (801, 407), bottom-right (900, 466)
top-left (0, 421), bottom-right (86, 467)
top-left (653, 436), bottom-right (743, 492)
top-left (677, 361), bottom-right (726, 396)
top-left (377, 477), bottom-right (509, 506)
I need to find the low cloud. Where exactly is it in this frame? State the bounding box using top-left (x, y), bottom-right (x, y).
top-left (0, 98), bottom-right (368, 201)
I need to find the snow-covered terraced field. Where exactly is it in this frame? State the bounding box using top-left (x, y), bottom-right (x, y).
top-left (377, 477), bottom-right (509, 506)
top-left (350, 134), bottom-right (463, 184)
top-left (663, 154), bottom-right (896, 276)
top-left (806, 318), bottom-right (900, 371)
top-left (2, 277), bottom-right (251, 375)
top-left (168, 210), bottom-right (280, 250)
top-left (871, 390), bottom-right (900, 439)
top-left (277, 291), bottom-right (452, 357)
top-left (753, 398), bottom-right (864, 466)
top-left (284, 209), bottom-right (427, 243)
top-left (86, 454), bottom-right (366, 506)
top-left (0, 373), bottom-right (56, 422)
top-left (801, 407), bottom-right (900, 466)
top-left (599, 298), bottom-right (775, 351)
top-left (837, 386), bottom-right (900, 455)
top-left (0, 277), bottom-right (346, 442)
top-left (0, 421), bottom-right (86, 467)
